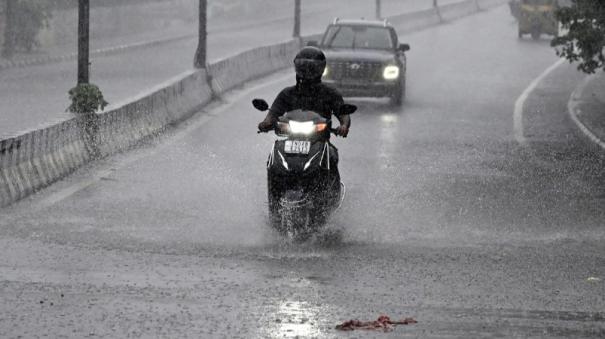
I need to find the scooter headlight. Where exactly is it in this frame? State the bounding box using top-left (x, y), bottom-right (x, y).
top-left (289, 121), bottom-right (316, 135)
top-left (383, 65), bottom-right (400, 80)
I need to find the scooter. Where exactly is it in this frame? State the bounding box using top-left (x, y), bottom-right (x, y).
top-left (253, 98), bottom-right (356, 238)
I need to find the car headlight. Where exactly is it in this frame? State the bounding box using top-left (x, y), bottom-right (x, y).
top-left (289, 121), bottom-right (316, 135)
top-left (383, 65), bottom-right (400, 80)
top-left (322, 66), bottom-right (328, 78)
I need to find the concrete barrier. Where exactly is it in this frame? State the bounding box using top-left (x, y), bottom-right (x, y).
top-left (0, 0), bottom-right (509, 208)
top-left (388, 8), bottom-right (442, 33)
top-left (97, 69), bottom-right (213, 156)
top-left (440, 0), bottom-right (480, 21)
top-left (208, 39), bottom-right (299, 95)
top-left (0, 118), bottom-right (91, 207)
top-left (479, 0), bottom-right (511, 9)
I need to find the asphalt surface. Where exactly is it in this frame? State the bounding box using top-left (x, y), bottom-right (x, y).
top-left (0, 5), bottom-right (604, 338)
top-left (0, 0), bottom-right (459, 138)
top-left (571, 73), bottom-right (605, 146)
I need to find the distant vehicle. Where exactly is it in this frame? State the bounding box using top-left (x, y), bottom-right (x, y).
top-left (508, 0), bottom-right (521, 21)
top-left (308, 19), bottom-right (411, 106)
top-left (517, 0), bottom-right (558, 40)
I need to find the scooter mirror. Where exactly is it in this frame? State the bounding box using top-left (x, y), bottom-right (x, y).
top-left (252, 99), bottom-right (269, 111)
top-left (339, 104), bottom-right (357, 115)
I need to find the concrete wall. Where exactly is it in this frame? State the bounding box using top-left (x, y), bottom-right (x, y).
top-left (208, 39), bottom-right (299, 95)
top-left (480, 0), bottom-right (513, 9)
top-left (0, 117), bottom-right (92, 206)
top-left (0, 0), bottom-right (509, 208)
top-left (96, 69), bottom-right (214, 156)
top-left (389, 8), bottom-right (442, 33)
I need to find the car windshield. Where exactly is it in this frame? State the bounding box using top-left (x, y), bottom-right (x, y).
top-left (322, 25), bottom-right (394, 50)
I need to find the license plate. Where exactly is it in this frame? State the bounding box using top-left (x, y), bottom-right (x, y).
top-left (284, 141), bottom-right (311, 154)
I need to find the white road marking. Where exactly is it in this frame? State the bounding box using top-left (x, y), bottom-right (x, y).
top-left (513, 58), bottom-right (566, 146)
top-left (29, 71), bottom-right (292, 210)
top-left (568, 74), bottom-right (605, 151)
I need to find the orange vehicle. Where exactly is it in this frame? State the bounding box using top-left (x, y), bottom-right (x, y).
top-left (517, 0), bottom-right (558, 40)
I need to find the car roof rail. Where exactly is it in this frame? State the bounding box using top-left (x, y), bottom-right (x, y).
top-left (333, 17), bottom-right (339, 24)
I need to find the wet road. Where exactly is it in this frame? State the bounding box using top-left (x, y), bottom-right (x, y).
top-left (1, 5), bottom-right (604, 338)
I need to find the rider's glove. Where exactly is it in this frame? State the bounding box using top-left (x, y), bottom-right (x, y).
top-left (258, 116), bottom-right (275, 133)
top-left (336, 125), bottom-right (349, 138)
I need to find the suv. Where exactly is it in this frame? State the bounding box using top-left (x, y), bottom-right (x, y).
top-left (309, 19), bottom-right (410, 106)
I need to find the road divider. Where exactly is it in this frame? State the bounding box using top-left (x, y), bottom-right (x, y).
top-left (0, 0), bottom-right (508, 208)
top-left (568, 74), bottom-right (605, 151)
top-left (514, 58), bottom-right (566, 147)
top-left (389, 8), bottom-right (442, 32)
top-left (440, 0), bottom-right (480, 21)
top-left (97, 69), bottom-right (213, 156)
top-left (208, 40), bottom-right (299, 95)
top-left (0, 119), bottom-right (91, 207)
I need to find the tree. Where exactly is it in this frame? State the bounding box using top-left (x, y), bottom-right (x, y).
top-left (551, 0), bottom-right (605, 74)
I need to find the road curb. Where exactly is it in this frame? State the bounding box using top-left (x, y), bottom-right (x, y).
top-left (567, 74), bottom-right (605, 151)
top-left (514, 58), bottom-right (566, 147)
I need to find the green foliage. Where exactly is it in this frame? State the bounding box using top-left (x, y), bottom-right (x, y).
top-left (551, 0), bottom-right (605, 74)
top-left (67, 84), bottom-right (109, 115)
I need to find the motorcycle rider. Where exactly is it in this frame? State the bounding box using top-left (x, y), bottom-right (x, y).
top-left (258, 46), bottom-right (351, 209)
top-left (257, 46), bottom-right (351, 137)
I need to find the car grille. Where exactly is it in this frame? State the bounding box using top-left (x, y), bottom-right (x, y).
top-left (327, 61), bottom-right (383, 81)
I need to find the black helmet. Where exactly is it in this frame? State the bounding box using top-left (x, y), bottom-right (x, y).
top-left (294, 47), bottom-right (326, 80)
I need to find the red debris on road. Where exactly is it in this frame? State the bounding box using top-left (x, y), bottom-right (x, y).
top-left (335, 315), bottom-right (417, 332)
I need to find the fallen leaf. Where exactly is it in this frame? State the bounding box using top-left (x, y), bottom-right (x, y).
top-left (336, 315), bottom-right (417, 332)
